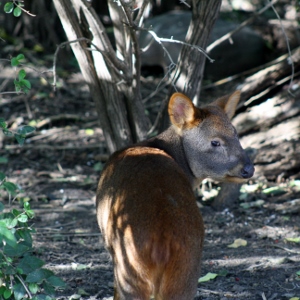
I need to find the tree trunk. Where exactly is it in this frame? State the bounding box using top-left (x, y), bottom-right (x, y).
top-left (52, 0), bottom-right (150, 154)
top-left (173, 0), bottom-right (222, 105)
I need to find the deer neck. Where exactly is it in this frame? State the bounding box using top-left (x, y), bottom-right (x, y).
top-left (142, 126), bottom-right (201, 187)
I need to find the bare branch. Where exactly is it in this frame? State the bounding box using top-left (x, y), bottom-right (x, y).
top-left (13, 0), bottom-right (36, 17)
top-left (52, 38), bottom-right (126, 91)
top-left (0, 91), bottom-right (23, 95)
top-left (15, 274), bottom-right (32, 299)
top-left (179, 0), bottom-right (191, 8)
top-left (119, 0), bottom-right (142, 98)
top-left (135, 0), bottom-right (150, 27)
top-left (52, 38), bottom-right (87, 91)
top-left (82, 2), bottom-right (130, 76)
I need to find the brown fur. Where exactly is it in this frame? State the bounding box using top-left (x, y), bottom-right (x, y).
top-left (96, 91), bottom-right (254, 299)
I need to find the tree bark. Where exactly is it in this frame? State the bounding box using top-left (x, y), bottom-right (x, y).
top-left (172, 0), bottom-right (222, 105)
top-left (53, 0), bottom-right (150, 154)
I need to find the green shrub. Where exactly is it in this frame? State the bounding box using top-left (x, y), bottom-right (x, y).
top-left (0, 123), bottom-right (66, 299)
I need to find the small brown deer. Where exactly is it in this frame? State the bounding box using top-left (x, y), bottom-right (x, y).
top-left (96, 91), bottom-right (254, 300)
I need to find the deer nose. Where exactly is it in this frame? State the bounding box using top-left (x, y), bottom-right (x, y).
top-left (241, 163), bottom-right (255, 179)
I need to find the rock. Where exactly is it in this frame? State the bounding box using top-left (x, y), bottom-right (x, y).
top-left (140, 11), bottom-right (265, 80)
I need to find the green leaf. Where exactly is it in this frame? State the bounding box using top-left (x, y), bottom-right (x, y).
top-left (0, 118), bottom-right (7, 129)
top-left (17, 125), bottom-right (35, 135)
top-left (0, 225), bottom-right (17, 247)
top-left (0, 172), bottom-right (6, 181)
top-left (4, 243), bottom-right (29, 257)
top-left (16, 54), bottom-right (25, 61)
top-left (0, 287), bottom-right (5, 296)
top-left (13, 6), bottom-right (21, 17)
top-left (24, 202), bottom-right (30, 210)
top-left (93, 162), bottom-right (103, 172)
top-left (29, 283), bottom-right (39, 294)
top-left (26, 209), bottom-right (34, 219)
top-left (12, 209), bottom-right (21, 217)
top-left (85, 129), bottom-right (94, 136)
top-left (71, 262), bottom-right (88, 270)
top-left (0, 157), bottom-right (8, 164)
top-left (2, 129), bottom-right (13, 137)
top-left (3, 289), bottom-right (12, 299)
top-left (4, 2), bottom-right (14, 13)
top-left (2, 181), bottom-right (17, 194)
top-left (18, 256), bottom-right (45, 275)
top-left (26, 269), bottom-right (54, 283)
top-left (262, 186), bottom-right (286, 196)
top-left (6, 217), bottom-right (18, 228)
top-left (24, 202), bottom-right (34, 218)
top-left (47, 275), bottom-right (66, 287)
top-left (43, 282), bottom-right (55, 296)
top-left (228, 238), bottom-right (247, 248)
top-left (3, 264), bottom-right (16, 275)
top-left (17, 214), bottom-right (28, 223)
top-left (14, 84), bottom-right (22, 93)
top-left (14, 134), bottom-right (25, 146)
top-left (13, 283), bottom-right (26, 300)
top-left (18, 69), bottom-right (26, 80)
top-left (0, 202), bottom-right (4, 212)
top-left (198, 272), bottom-right (219, 283)
top-left (20, 79), bottom-right (31, 89)
top-left (16, 228), bottom-right (33, 247)
top-left (218, 269), bottom-right (229, 276)
top-left (285, 237), bottom-right (300, 243)
top-left (11, 57), bottom-right (19, 67)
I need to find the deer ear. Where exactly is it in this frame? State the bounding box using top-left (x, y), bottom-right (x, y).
top-left (211, 90), bottom-right (241, 120)
top-left (168, 93), bottom-right (195, 129)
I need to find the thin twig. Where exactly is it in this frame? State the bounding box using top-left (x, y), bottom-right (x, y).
top-left (15, 274), bottom-right (32, 299)
top-left (179, 0), bottom-right (191, 8)
top-left (147, 30), bottom-right (214, 63)
top-left (0, 91), bottom-right (23, 95)
top-left (13, 0), bottom-right (36, 17)
top-left (135, 0), bottom-right (150, 27)
top-left (119, 0), bottom-right (142, 99)
top-left (142, 81), bottom-right (168, 103)
top-left (53, 37), bottom-right (127, 91)
top-left (270, 244), bottom-right (300, 255)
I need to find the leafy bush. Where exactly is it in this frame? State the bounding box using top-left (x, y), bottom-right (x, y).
top-left (0, 124), bottom-right (66, 299)
top-left (0, 196), bottom-right (66, 299)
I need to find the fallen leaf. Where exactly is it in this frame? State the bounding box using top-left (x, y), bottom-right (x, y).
top-left (228, 238), bottom-right (247, 248)
top-left (240, 199), bottom-right (265, 209)
top-left (198, 272), bottom-right (218, 283)
top-left (71, 262), bottom-right (89, 270)
top-left (69, 294), bottom-right (81, 300)
top-left (85, 128), bottom-right (94, 135)
top-left (77, 288), bottom-right (90, 296)
top-left (285, 237), bottom-right (300, 243)
top-left (262, 186), bottom-right (286, 196)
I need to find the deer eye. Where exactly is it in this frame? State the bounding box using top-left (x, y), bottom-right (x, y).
top-left (211, 140), bottom-right (221, 147)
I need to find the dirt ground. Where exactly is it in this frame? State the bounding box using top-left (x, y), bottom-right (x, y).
top-left (1, 70), bottom-right (300, 300)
